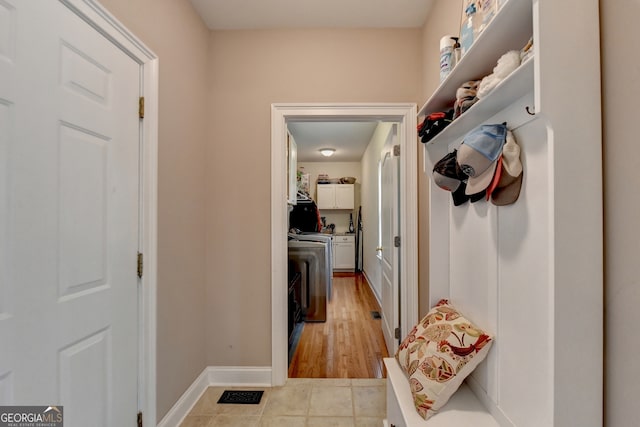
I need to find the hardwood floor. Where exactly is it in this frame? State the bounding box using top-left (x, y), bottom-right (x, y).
top-left (288, 273), bottom-right (389, 379)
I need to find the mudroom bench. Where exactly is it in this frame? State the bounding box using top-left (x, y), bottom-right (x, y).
top-left (395, 0), bottom-right (602, 426)
top-left (384, 358), bottom-right (499, 427)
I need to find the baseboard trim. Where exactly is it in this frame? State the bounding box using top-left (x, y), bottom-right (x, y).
top-left (207, 366), bottom-right (272, 387)
top-left (157, 368), bottom-right (210, 427)
top-left (157, 366), bottom-right (272, 427)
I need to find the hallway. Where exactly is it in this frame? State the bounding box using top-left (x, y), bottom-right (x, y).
top-left (288, 273), bottom-right (389, 379)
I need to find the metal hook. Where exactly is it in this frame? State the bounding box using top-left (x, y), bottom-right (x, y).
top-left (525, 106), bottom-right (535, 116)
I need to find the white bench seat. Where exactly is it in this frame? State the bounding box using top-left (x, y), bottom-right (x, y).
top-left (384, 358), bottom-right (500, 427)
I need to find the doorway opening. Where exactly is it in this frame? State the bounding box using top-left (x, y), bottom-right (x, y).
top-left (271, 104), bottom-right (418, 386)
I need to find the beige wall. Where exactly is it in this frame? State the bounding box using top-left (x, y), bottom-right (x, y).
top-left (601, 0), bottom-right (640, 425)
top-left (417, 1), bottom-right (462, 317)
top-left (206, 28), bottom-right (422, 366)
top-left (96, 0), bottom-right (210, 420)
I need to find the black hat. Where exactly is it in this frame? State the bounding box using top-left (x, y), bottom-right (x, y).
top-left (433, 150), bottom-right (470, 206)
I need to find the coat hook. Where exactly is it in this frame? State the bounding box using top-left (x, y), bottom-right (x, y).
top-left (525, 106), bottom-right (535, 116)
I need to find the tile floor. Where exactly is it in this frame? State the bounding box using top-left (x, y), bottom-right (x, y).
top-left (180, 378), bottom-right (386, 427)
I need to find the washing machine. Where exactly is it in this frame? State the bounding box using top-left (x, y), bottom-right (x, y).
top-left (287, 239), bottom-right (329, 322)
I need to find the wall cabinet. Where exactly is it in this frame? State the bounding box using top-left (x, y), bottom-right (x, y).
top-left (333, 235), bottom-right (355, 270)
top-left (316, 184), bottom-right (354, 210)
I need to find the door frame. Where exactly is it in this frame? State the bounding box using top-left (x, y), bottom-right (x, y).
top-left (270, 103), bottom-right (418, 385)
top-left (61, 0), bottom-right (159, 423)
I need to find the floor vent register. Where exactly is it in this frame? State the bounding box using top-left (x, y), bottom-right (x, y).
top-left (217, 390), bottom-right (264, 405)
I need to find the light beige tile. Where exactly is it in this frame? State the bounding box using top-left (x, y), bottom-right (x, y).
top-left (351, 379), bottom-right (386, 387)
top-left (287, 378), bottom-right (352, 387)
top-left (179, 415), bottom-right (215, 427)
top-left (352, 386), bottom-right (386, 418)
top-left (285, 378), bottom-right (314, 386)
top-left (259, 415), bottom-right (307, 427)
top-left (355, 417), bottom-right (385, 427)
top-left (308, 386), bottom-right (353, 417)
top-left (208, 414), bottom-right (260, 427)
top-left (188, 388), bottom-right (224, 416)
top-left (263, 384), bottom-right (312, 416)
top-left (307, 416), bottom-right (355, 427)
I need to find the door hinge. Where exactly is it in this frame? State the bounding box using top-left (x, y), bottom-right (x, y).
top-left (137, 252), bottom-right (143, 279)
top-left (137, 412), bottom-right (143, 427)
top-left (394, 236), bottom-right (400, 247)
top-left (139, 97), bottom-right (145, 119)
top-left (393, 144), bottom-right (400, 157)
top-left (394, 327), bottom-right (401, 339)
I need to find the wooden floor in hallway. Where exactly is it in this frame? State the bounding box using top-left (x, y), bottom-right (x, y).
top-left (288, 272), bottom-right (389, 379)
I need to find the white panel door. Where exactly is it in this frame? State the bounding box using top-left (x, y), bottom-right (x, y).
top-left (0, 1), bottom-right (140, 425)
top-left (380, 126), bottom-right (400, 355)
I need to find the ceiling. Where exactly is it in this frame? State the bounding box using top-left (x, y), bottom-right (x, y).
top-left (288, 121), bottom-right (379, 162)
top-left (188, 0), bottom-right (433, 162)
top-left (189, 0), bottom-right (434, 30)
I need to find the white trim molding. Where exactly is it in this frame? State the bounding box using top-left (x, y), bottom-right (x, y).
top-left (270, 103), bottom-right (419, 386)
top-left (157, 368), bottom-right (210, 427)
top-left (62, 1), bottom-right (159, 425)
top-left (157, 366), bottom-right (272, 427)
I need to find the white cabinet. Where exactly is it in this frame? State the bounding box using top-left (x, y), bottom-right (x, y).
top-left (333, 235), bottom-right (355, 270)
top-left (316, 184), bottom-right (354, 210)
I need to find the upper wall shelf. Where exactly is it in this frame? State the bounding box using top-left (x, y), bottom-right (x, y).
top-left (418, 0), bottom-right (533, 117)
top-left (424, 56), bottom-right (534, 147)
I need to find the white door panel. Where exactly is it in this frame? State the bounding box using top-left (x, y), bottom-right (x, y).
top-left (380, 126), bottom-right (400, 355)
top-left (0, 0), bottom-right (14, 405)
top-left (1, 1), bottom-right (140, 424)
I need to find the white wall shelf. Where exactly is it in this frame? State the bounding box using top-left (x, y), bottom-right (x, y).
top-left (424, 57), bottom-right (534, 148)
top-left (418, 0), bottom-right (533, 117)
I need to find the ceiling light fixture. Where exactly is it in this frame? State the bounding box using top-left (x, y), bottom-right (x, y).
top-left (320, 148), bottom-right (335, 157)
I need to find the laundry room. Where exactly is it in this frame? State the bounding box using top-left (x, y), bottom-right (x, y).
top-left (284, 119), bottom-right (398, 375)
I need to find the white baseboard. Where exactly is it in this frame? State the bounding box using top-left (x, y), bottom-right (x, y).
top-left (157, 366), bottom-right (272, 427)
top-left (207, 366), bottom-right (272, 386)
top-left (363, 270), bottom-right (382, 307)
top-left (157, 368), bottom-right (210, 427)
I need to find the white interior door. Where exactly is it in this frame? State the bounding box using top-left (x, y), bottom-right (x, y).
top-left (380, 125), bottom-right (400, 355)
top-left (0, 1), bottom-right (141, 425)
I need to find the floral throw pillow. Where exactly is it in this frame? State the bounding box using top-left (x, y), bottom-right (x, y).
top-left (395, 299), bottom-right (493, 420)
